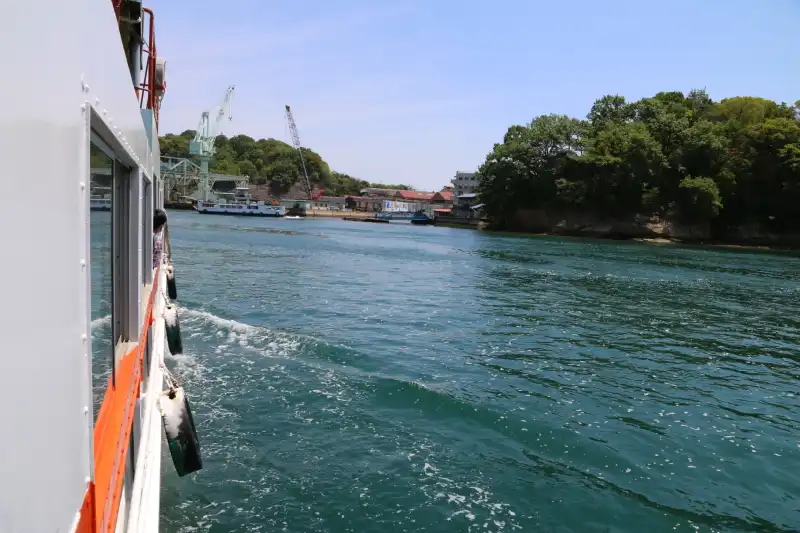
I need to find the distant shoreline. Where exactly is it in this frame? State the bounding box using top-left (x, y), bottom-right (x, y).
top-left (167, 208), bottom-right (800, 252)
top-left (484, 228), bottom-right (800, 254)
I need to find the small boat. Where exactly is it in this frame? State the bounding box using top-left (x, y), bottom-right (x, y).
top-left (343, 215), bottom-right (390, 223)
top-left (410, 210), bottom-right (434, 225)
top-left (284, 215), bottom-right (303, 220)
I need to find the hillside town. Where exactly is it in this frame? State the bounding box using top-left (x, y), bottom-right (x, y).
top-left (161, 169), bottom-right (485, 224)
top-left (284, 171), bottom-right (482, 219)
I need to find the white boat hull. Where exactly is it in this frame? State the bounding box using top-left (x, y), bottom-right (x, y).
top-left (196, 204), bottom-right (286, 217)
top-left (90, 198), bottom-right (112, 211)
top-left (0, 1), bottom-right (170, 531)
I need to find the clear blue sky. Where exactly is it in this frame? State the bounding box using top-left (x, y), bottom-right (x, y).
top-left (148, 0), bottom-right (799, 191)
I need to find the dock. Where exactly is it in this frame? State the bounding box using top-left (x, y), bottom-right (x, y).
top-left (343, 216), bottom-right (390, 223)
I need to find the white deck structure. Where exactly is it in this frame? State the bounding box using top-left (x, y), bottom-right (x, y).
top-left (0, 1), bottom-right (170, 532)
top-left (197, 200), bottom-right (286, 217)
top-left (197, 187), bottom-right (286, 216)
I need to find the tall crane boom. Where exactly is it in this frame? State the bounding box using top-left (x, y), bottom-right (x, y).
top-left (189, 85), bottom-right (235, 200)
top-left (190, 85), bottom-right (235, 157)
top-left (285, 105), bottom-right (313, 200)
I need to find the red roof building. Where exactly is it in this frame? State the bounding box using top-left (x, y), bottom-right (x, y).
top-left (431, 191), bottom-right (453, 203)
top-left (395, 190), bottom-right (435, 202)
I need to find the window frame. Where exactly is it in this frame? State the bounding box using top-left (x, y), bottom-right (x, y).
top-left (89, 135), bottom-right (120, 385)
top-left (86, 105), bottom-right (155, 504)
top-left (142, 180), bottom-right (153, 284)
top-left (87, 109), bottom-right (150, 386)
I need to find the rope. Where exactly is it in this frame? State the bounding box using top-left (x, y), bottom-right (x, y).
top-left (162, 362), bottom-right (180, 390)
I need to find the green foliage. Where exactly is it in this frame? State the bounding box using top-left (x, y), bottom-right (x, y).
top-left (678, 176), bottom-right (722, 220)
top-left (327, 172), bottom-right (369, 196)
top-left (478, 91), bottom-right (800, 233)
top-left (158, 132), bottom-right (403, 197)
top-left (265, 158), bottom-right (299, 193)
top-left (369, 183), bottom-right (413, 190)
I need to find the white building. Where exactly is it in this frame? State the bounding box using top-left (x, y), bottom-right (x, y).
top-left (279, 198), bottom-right (312, 210)
top-left (453, 171), bottom-right (479, 197)
top-left (383, 200), bottom-right (422, 212)
top-left (310, 196), bottom-right (346, 210)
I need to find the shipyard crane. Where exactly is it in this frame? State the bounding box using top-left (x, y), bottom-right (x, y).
top-left (190, 85), bottom-right (235, 200)
top-left (285, 104), bottom-right (315, 200)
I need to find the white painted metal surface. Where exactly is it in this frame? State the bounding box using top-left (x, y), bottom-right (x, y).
top-left (126, 270), bottom-right (167, 533)
top-left (0, 0), bottom-right (161, 531)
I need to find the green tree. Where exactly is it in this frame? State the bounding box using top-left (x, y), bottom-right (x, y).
top-left (478, 114), bottom-right (586, 226)
top-left (265, 158), bottom-right (300, 193)
top-left (158, 132), bottom-right (401, 197)
top-left (476, 89), bottom-right (800, 236)
top-left (678, 176), bottom-right (722, 221)
top-left (238, 160), bottom-right (257, 179)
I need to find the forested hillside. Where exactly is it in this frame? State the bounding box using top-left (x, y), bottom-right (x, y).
top-left (159, 131), bottom-right (412, 197)
top-left (478, 91), bottom-right (800, 238)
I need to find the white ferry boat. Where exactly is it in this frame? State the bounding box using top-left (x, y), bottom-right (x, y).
top-left (1, 1), bottom-right (199, 532)
top-left (90, 196), bottom-right (113, 211)
top-left (90, 185), bottom-right (112, 211)
top-left (196, 200), bottom-right (286, 217)
top-left (196, 187), bottom-right (286, 217)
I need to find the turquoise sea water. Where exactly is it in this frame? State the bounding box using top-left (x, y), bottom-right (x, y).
top-left (104, 211), bottom-right (800, 533)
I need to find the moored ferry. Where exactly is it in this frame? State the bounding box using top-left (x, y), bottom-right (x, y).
top-left (2, 1), bottom-right (200, 532)
top-left (195, 186), bottom-right (286, 217)
top-left (90, 195), bottom-right (113, 211)
top-left (196, 199), bottom-right (287, 217)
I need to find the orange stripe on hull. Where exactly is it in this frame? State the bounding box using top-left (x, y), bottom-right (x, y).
top-left (79, 266), bottom-right (161, 533)
top-left (75, 483), bottom-right (96, 533)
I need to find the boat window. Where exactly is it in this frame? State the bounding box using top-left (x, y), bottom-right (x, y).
top-left (90, 143), bottom-right (114, 416)
top-left (143, 180), bottom-right (152, 283)
top-left (112, 157), bottom-right (135, 345)
top-left (89, 134), bottom-right (138, 417)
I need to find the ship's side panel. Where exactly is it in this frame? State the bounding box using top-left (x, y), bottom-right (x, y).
top-left (141, 110), bottom-right (160, 284)
top-left (0, 1), bottom-right (156, 532)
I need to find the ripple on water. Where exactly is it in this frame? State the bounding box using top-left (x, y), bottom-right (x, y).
top-left (158, 215), bottom-right (800, 533)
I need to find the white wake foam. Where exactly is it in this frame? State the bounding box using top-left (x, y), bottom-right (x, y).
top-left (91, 314), bottom-right (111, 330)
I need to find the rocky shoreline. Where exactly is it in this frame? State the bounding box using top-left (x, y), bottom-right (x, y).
top-left (486, 209), bottom-right (800, 251)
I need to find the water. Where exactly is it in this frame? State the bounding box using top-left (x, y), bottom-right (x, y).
top-left (154, 212), bottom-right (800, 533)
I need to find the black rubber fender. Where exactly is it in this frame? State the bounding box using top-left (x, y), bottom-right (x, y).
top-left (166, 264), bottom-right (178, 301)
top-left (164, 304), bottom-right (183, 355)
top-left (159, 387), bottom-right (202, 476)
